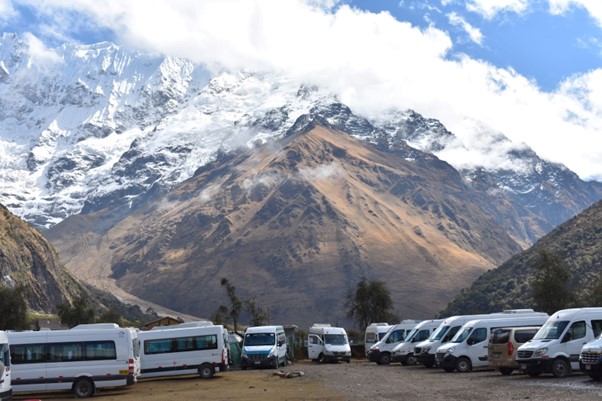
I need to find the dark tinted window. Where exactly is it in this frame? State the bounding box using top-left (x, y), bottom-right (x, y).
top-left (468, 328), bottom-right (487, 344)
top-left (145, 334), bottom-right (218, 355)
top-left (490, 329), bottom-right (511, 344)
top-left (513, 329), bottom-right (538, 344)
top-left (592, 320), bottom-right (602, 338)
top-left (10, 344), bottom-right (45, 364)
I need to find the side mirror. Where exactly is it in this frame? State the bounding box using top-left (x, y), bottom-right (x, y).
top-left (467, 338), bottom-right (474, 346)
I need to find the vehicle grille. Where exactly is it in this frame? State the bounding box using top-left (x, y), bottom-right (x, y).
top-left (435, 352), bottom-right (445, 363)
top-left (517, 350), bottom-right (533, 359)
top-left (580, 352), bottom-right (601, 364)
top-left (414, 347), bottom-right (422, 354)
top-left (247, 353), bottom-right (268, 362)
top-left (332, 351), bottom-right (346, 356)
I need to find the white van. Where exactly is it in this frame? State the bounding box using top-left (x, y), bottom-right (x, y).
top-left (367, 320), bottom-right (421, 364)
top-left (0, 331), bottom-right (11, 401)
top-left (516, 307), bottom-right (602, 377)
top-left (241, 325), bottom-right (287, 369)
top-left (138, 324), bottom-right (229, 379)
top-left (436, 315), bottom-right (549, 372)
top-left (307, 324), bottom-right (351, 363)
top-left (364, 323), bottom-right (391, 357)
top-left (8, 326), bottom-right (139, 398)
top-left (580, 332), bottom-right (602, 381)
top-left (392, 319), bottom-right (444, 366)
top-left (414, 309), bottom-right (546, 368)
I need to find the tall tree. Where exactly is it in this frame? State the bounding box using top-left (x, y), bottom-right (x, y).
top-left (531, 250), bottom-right (573, 314)
top-left (0, 285), bottom-right (29, 330)
top-left (57, 293), bottom-right (96, 327)
top-left (219, 278), bottom-right (242, 332)
top-left (346, 277), bottom-right (396, 331)
top-left (246, 297), bottom-right (269, 326)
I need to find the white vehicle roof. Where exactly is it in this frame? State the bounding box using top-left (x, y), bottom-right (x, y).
top-left (245, 325), bottom-right (284, 334)
top-left (547, 307), bottom-right (602, 321)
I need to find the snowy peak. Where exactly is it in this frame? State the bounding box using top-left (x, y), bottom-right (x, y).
top-left (1, 34), bottom-right (601, 244)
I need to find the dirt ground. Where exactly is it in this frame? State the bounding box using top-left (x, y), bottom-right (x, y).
top-left (11, 359), bottom-right (602, 401)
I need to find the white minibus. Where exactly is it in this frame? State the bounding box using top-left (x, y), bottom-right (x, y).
top-left (516, 307), bottom-right (602, 377)
top-left (392, 319), bottom-right (444, 366)
top-left (241, 326), bottom-right (287, 369)
top-left (138, 324), bottom-right (229, 379)
top-left (436, 315), bottom-right (549, 372)
top-left (8, 326), bottom-right (139, 398)
top-left (307, 324), bottom-right (351, 363)
top-left (0, 331), bottom-right (11, 401)
top-left (364, 323), bottom-right (391, 357)
top-left (414, 309), bottom-right (547, 368)
top-left (367, 320), bottom-right (420, 364)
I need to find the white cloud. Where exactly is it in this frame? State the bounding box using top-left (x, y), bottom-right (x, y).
top-left (299, 162), bottom-right (342, 181)
top-left (0, 0), bottom-right (17, 24)
top-left (23, 32), bottom-right (63, 66)
top-left (447, 11), bottom-right (484, 44)
top-left (549, 0), bottom-right (602, 27)
top-left (465, 0), bottom-right (529, 19)
top-left (7, 0), bottom-right (602, 180)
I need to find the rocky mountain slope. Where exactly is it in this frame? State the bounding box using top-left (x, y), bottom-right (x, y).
top-left (0, 204), bottom-right (83, 312)
top-left (440, 199), bottom-right (602, 316)
top-left (1, 33), bottom-right (600, 247)
top-left (48, 123), bottom-right (525, 326)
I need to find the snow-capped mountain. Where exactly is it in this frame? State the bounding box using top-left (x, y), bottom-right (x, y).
top-left (1, 33), bottom-right (600, 245)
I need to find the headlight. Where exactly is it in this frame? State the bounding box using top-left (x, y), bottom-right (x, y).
top-left (241, 350), bottom-right (248, 358)
top-left (445, 347), bottom-right (455, 355)
top-left (533, 347), bottom-right (548, 358)
top-left (372, 346), bottom-right (380, 352)
top-left (269, 347), bottom-right (277, 357)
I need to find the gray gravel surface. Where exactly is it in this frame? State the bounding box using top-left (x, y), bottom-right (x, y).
top-left (285, 359), bottom-right (602, 400)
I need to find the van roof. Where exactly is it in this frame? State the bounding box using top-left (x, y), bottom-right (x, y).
top-left (245, 325), bottom-right (284, 333)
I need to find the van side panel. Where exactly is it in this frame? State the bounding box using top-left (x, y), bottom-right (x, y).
top-left (138, 325), bottom-right (228, 379)
top-left (8, 328), bottom-right (135, 396)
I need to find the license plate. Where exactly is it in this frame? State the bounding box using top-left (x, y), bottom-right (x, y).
top-left (492, 353), bottom-right (500, 359)
top-left (254, 361), bottom-right (260, 365)
top-left (584, 364), bottom-right (591, 370)
top-left (520, 364), bottom-right (526, 370)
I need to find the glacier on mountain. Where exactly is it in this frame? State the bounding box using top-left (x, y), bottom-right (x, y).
top-left (0, 33), bottom-right (600, 232)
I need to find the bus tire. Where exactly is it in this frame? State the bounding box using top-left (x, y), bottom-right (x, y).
top-left (199, 363), bottom-right (215, 379)
top-left (73, 377), bottom-right (95, 398)
top-left (456, 357), bottom-right (472, 373)
top-left (551, 358), bottom-right (570, 378)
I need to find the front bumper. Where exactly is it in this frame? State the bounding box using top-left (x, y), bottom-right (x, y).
top-left (368, 350), bottom-right (381, 363)
top-left (0, 388), bottom-right (11, 401)
top-left (241, 354), bottom-right (277, 368)
top-left (516, 358), bottom-right (554, 374)
top-left (417, 352), bottom-right (436, 367)
top-left (323, 353), bottom-right (351, 362)
top-left (438, 355), bottom-right (458, 371)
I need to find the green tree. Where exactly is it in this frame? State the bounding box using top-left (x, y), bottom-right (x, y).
top-left (219, 278), bottom-right (242, 332)
top-left (531, 250), bottom-right (573, 314)
top-left (346, 277), bottom-right (396, 331)
top-left (57, 293), bottom-right (96, 327)
top-left (584, 274), bottom-right (602, 306)
top-left (97, 308), bottom-right (123, 326)
top-left (246, 297), bottom-right (269, 326)
top-left (0, 285), bottom-right (29, 330)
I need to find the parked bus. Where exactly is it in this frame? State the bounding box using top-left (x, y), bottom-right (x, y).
top-left (517, 307), bottom-right (602, 377)
top-left (0, 331), bottom-right (11, 401)
top-left (138, 324), bottom-right (229, 379)
top-left (8, 325), bottom-right (139, 398)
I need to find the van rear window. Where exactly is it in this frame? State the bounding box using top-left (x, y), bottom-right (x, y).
top-left (490, 329), bottom-right (510, 344)
top-left (513, 329), bottom-right (538, 344)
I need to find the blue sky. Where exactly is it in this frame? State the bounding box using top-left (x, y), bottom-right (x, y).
top-left (1, 0), bottom-right (602, 180)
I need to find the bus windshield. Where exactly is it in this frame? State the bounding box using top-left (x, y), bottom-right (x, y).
top-left (244, 333), bottom-right (275, 346)
top-left (533, 321), bottom-right (569, 340)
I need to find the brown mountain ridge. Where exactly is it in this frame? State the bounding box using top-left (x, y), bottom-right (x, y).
top-left (48, 124), bottom-right (523, 327)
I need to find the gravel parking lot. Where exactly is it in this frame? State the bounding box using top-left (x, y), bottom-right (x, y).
top-left (11, 359), bottom-right (602, 401)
